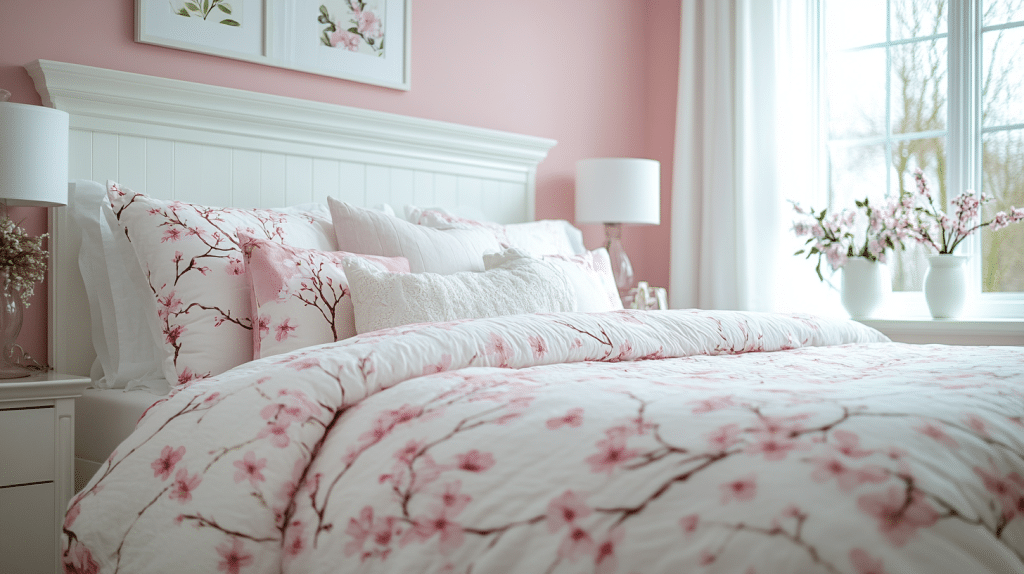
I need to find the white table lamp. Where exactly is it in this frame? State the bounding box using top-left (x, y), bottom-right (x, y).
top-left (575, 158), bottom-right (660, 297)
top-left (0, 93), bottom-right (70, 378)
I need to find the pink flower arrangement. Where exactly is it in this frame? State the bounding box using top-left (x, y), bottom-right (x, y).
top-left (906, 169), bottom-right (1024, 254)
top-left (791, 196), bottom-right (910, 281)
top-left (792, 167), bottom-right (1024, 280)
top-left (0, 215), bottom-right (48, 305)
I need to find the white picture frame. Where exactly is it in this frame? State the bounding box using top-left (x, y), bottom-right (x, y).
top-left (136, 0), bottom-right (411, 90)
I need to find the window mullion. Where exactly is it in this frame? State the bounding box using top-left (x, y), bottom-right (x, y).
top-left (885, 0), bottom-right (892, 200)
top-left (947, 0), bottom-right (982, 290)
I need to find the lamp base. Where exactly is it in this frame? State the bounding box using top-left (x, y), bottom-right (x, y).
top-left (604, 223), bottom-right (635, 299)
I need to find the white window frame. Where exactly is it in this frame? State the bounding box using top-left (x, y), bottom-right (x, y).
top-left (819, 0), bottom-right (1024, 319)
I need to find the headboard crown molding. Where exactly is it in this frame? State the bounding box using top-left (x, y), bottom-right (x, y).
top-left (26, 60), bottom-right (556, 172)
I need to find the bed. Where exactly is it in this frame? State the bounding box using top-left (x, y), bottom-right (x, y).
top-left (31, 61), bottom-right (1024, 574)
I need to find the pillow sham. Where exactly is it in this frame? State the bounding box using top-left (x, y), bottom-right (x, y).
top-left (342, 249), bottom-right (577, 334)
top-left (536, 248), bottom-right (624, 312)
top-left (406, 206), bottom-right (584, 257)
top-left (107, 181), bottom-right (337, 385)
top-left (70, 180), bottom-right (167, 393)
top-left (239, 232), bottom-right (410, 359)
top-left (328, 198), bottom-right (501, 274)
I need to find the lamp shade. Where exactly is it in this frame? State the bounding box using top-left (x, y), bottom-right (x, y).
top-left (0, 102), bottom-right (70, 207)
top-left (575, 158), bottom-right (660, 225)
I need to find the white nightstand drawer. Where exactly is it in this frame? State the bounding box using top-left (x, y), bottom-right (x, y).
top-left (0, 481), bottom-right (57, 574)
top-left (0, 407), bottom-right (56, 487)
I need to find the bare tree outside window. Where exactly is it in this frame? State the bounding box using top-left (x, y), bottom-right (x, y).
top-left (824, 0), bottom-right (1024, 294)
top-left (981, 0), bottom-right (1024, 291)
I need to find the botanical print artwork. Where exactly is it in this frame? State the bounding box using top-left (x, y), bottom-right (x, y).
top-left (319, 0), bottom-right (386, 55)
top-left (172, 0), bottom-right (240, 26)
top-left (63, 309), bottom-right (1024, 572)
top-left (139, 0), bottom-right (408, 87)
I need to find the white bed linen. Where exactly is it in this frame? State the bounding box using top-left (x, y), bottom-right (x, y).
top-left (74, 387), bottom-right (166, 490)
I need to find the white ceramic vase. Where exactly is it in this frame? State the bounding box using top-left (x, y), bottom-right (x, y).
top-left (840, 257), bottom-right (886, 319)
top-left (924, 255), bottom-right (969, 319)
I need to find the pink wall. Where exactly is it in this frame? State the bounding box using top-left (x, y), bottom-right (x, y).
top-left (0, 0), bottom-right (680, 365)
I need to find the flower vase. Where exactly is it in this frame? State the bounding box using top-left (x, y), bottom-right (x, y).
top-left (923, 255), bottom-right (969, 319)
top-left (0, 271), bottom-right (30, 379)
top-left (840, 257), bottom-right (886, 319)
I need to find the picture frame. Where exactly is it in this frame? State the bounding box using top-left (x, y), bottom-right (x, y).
top-left (135, 0), bottom-right (411, 90)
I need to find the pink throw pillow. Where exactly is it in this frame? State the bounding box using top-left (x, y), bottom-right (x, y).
top-left (240, 233), bottom-right (410, 359)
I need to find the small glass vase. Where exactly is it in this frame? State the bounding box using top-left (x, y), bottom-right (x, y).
top-left (0, 271), bottom-right (30, 379)
top-left (923, 254), bottom-right (969, 319)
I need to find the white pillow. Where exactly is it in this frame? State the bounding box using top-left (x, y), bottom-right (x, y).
top-left (534, 248), bottom-right (624, 312)
top-left (483, 248), bottom-right (623, 313)
top-left (70, 180), bottom-right (167, 393)
top-left (342, 249), bottom-right (577, 334)
top-left (328, 198), bottom-right (500, 273)
top-left (108, 182), bottom-right (337, 385)
top-left (405, 206), bottom-right (586, 257)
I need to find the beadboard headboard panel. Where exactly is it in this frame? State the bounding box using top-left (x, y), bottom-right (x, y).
top-left (27, 60), bottom-right (556, 376)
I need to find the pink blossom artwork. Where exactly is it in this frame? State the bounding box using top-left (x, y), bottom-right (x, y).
top-left (319, 1), bottom-right (386, 56)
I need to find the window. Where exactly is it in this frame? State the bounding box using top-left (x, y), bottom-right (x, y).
top-left (821, 0), bottom-right (1024, 317)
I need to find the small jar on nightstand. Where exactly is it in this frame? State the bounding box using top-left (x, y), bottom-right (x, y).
top-left (0, 372), bottom-right (90, 574)
top-left (624, 281), bottom-right (668, 310)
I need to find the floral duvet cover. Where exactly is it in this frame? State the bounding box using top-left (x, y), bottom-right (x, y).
top-left (65, 310), bottom-right (1024, 574)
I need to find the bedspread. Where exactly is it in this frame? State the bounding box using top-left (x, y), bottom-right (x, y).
top-left (64, 310), bottom-right (1024, 574)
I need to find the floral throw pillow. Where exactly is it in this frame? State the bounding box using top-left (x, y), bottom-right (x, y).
top-left (107, 181), bottom-right (337, 386)
top-left (239, 232), bottom-right (410, 359)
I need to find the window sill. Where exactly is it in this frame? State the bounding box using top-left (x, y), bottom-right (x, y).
top-left (855, 318), bottom-right (1024, 346)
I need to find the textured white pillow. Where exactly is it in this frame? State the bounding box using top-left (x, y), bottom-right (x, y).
top-left (328, 197), bottom-right (501, 274)
top-left (343, 250), bottom-right (577, 334)
top-left (483, 248), bottom-right (623, 312)
top-left (405, 206), bottom-right (585, 256)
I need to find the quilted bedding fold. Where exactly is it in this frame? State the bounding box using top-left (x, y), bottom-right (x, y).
top-left (65, 310), bottom-right (1024, 574)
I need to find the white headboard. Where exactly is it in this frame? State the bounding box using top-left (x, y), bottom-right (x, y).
top-left (27, 60), bottom-right (556, 377)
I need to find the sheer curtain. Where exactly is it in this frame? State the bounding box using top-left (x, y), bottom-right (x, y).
top-left (669, 0), bottom-right (838, 315)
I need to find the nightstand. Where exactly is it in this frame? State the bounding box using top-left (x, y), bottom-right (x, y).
top-left (0, 372), bottom-right (90, 574)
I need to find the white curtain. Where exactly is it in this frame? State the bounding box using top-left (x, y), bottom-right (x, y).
top-left (670, 0), bottom-right (838, 315)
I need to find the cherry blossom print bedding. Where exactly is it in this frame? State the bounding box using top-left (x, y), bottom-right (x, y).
top-left (107, 182), bottom-right (336, 385)
top-left (64, 310), bottom-right (1024, 574)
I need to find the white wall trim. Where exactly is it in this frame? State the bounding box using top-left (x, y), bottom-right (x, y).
top-left (857, 318), bottom-right (1024, 346)
top-left (27, 60), bottom-right (555, 177)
